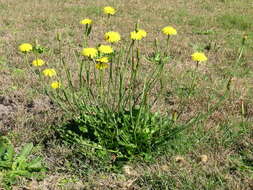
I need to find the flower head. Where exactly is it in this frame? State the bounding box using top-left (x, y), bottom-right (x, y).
top-left (96, 57), bottom-right (109, 63)
top-left (138, 29), bottom-right (147, 38)
top-left (103, 6), bottom-right (116, 15)
top-left (98, 45), bottom-right (114, 54)
top-left (81, 48), bottom-right (98, 58)
top-left (32, 59), bottom-right (45, 67)
top-left (96, 63), bottom-right (109, 70)
top-left (42, 68), bottom-right (57, 77)
top-left (80, 18), bottom-right (93, 25)
top-left (130, 29), bottom-right (147, 40)
top-left (191, 52), bottom-right (208, 62)
top-left (19, 43), bottom-right (33, 53)
top-left (51, 81), bottom-right (61, 89)
top-left (105, 31), bottom-right (121, 43)
top-left (162, 26), bottom-right (177, 36)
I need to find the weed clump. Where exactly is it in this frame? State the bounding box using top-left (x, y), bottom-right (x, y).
top-left (18, 6), bottom-right (208, 161)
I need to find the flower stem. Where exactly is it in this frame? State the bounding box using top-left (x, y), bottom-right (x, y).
top-left (165, 35), bottom-right (170, 56)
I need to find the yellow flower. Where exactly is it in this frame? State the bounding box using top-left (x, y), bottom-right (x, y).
top-left (19, 43), bottom-right (33, 53)
top-left (103, 6), bottom-right (116, 15)
top-left (81, 48), bottom-right (98, 58)
top-left (98, 45), bottom-right (114, 54)
top-left (138, 29), bottom-right (147, 38)
top-left (96, 63), bottom-right (109, 70)
top-left (130, 29), bottom-right (147, 40)
top-left (42, 68), bottom-right (57, 77)
top-left (162, 26), bottom-right (177, 36)
top-left (80, 18), bottom-right (93, 25)
top-left (51, 81), bottom-right (61, 89)
top-left (96, 57), bottom-right (109, 63)
top-left (32, 59), bottom-right (45, 67)
top-left (105, 31), bottom-right (121, 43)
top-left (191, 52), bottom-right (208, 62)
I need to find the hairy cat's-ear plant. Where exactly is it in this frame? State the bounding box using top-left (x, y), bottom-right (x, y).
top-left (19, 8), bottom-right (210, 160)
top-left (80, 18), bottom-right (93, 47)
top-left (128, 23), bottom-right (147, 110)
top-left (49, 21), bottom-right (171, 158)
top-left (51, 81), bottom-right (61, 89)
top-left (191, 52), bottom-right (208, 68)
top-left (104, 31), bottom-right (121, 43)
top-left (98, 45), bottom-right (114, 54)
top-left (162, 26), bottom-right (177, 55)
top-left (19, 42), bottom-right (45, 84)
top-left (19, 43), bottom-right (33, 53)
top-left (19, 43), bottom-right (33, 67)
top-left (32, 59), bottom-right (45, 67)
top-left (146, 26), bottom-right (176, 64)
top-left (103, 6), bottom-right (116, 29)
top-left (103, 6), bottom-right (116, 21)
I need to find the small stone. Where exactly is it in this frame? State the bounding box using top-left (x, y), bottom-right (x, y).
top-left (161, 164), bottom-right (169, 171)
top-left (122, 165), bottom-right (138, 176)
top-left (199, 155), bottom-right (208, 163)
top-left (175, 156), bottom-right (185, 163)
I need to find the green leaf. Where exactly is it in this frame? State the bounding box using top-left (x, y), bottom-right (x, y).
top-left (4, 144), bottom-right (14, 163)
top-left (0, 138), bottom-right (14, 164)
top-left (0, 140), bottom-right (45, 188)
top-left (0, 161), bottom-right (12, 169)
top-left (86, 25), bottom-right (92, 36)
top-left (79, 125), bottom-right (88, 133)
top-left (8, 169), bottom-right (32, 178)
top-left (28, 157), bottom-right (43, 171)
top-left (0, 144), bottom-right (7, 158)
top-left (16, 143), bottom-right (33, 160)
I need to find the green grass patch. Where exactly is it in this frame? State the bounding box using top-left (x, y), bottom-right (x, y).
top-left (217, 14), bottom-right (252, 31)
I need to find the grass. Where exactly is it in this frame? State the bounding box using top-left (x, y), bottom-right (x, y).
top-left (218, 14), bottom-right (252, 31)
top-left (0, 0), bottom-right (253, 189)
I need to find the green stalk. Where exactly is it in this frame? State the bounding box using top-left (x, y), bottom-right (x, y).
top-left (79, 59), bottom-right (85, 88)
top-left (107, 14), bottom-right (111, 29)
top-left (24, 53), bottom-right (40, 82)
top-left (165, 35), bottom-right (170, 56)
top-left (117, 71), bottom-right (124, 111)
top-left (115, 47), bottom-right (127, 111)
top-left (84, 25), bottom-right (88, 47)
top-left (84, 62), bottom-right (99, 106)
top-left (124, 41), bottom-right (134, 65)
top-left (92, 59), bottom-right (98, 87)
top-left (106, 70), bottom-right (111, 109)
top-left (132, 46), bottom-right (141, 107)
top-left (99, 69), bottom-right (105, 101)
top-left (25, 54), bottom-right (29, 66)
top-left (151, 62), bottom-right (166, 107)
top-left (62, 58), bottom-right (73, 89)
top-left (129, 40), bottom-right (136, 113)
top-left (190, 68), bottom-right (198, 93)
top-left (154, 38), bottom-right (159, 54)
top-left (133, 81), bottom-right (147, 140)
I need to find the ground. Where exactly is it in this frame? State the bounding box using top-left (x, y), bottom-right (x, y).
top-left (0, 0), bottom-right (253, 189)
